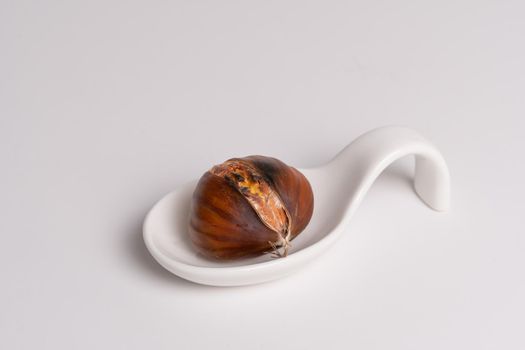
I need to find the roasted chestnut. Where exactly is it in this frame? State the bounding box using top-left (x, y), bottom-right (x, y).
top-left (189, 156), bottom-right (314, 260)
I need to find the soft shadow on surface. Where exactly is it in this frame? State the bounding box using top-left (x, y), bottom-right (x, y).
top-left (377, 161), bottom-right (414, 194)
top-left (121, 181), bottom-right (209, 290)
top-left (127, 214), bottom-right (197, 287)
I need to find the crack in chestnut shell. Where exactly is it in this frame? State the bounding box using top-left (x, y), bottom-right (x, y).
top-left (188, 156), bottom-right (314, 260)
top-left (210, 159), bottom-right (290, 237)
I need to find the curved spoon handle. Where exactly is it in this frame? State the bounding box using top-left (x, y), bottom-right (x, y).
top-left (328, 126), bottom-right (450, 212)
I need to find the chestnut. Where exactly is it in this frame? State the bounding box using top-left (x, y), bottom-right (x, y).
top-left (188, 156), bottom-right (314, 260)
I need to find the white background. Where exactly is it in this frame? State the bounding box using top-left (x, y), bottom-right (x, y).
top-left (1, 1), bottom-right (524, 349)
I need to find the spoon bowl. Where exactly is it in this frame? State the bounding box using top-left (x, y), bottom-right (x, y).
top-left (143, 126), bottom-right (450, 286)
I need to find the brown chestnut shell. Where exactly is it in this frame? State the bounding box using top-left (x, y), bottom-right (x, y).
top-left (188, 156), bottom-right (314, 260)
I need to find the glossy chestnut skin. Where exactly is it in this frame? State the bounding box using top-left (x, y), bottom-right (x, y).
top-left (188, 156), bottom-right (314, 260)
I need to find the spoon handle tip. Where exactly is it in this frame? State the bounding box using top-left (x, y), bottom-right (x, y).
top-left (330, 125), bottom-right (450, 212)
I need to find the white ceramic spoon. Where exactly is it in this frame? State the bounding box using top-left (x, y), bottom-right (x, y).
top-left (143, 126), bottom-right (450, 286)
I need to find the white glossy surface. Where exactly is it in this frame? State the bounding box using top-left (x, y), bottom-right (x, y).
top-left (2, 1), bottom-right (525, 349)
top-left (144, 126), bottom-right (450, 286)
